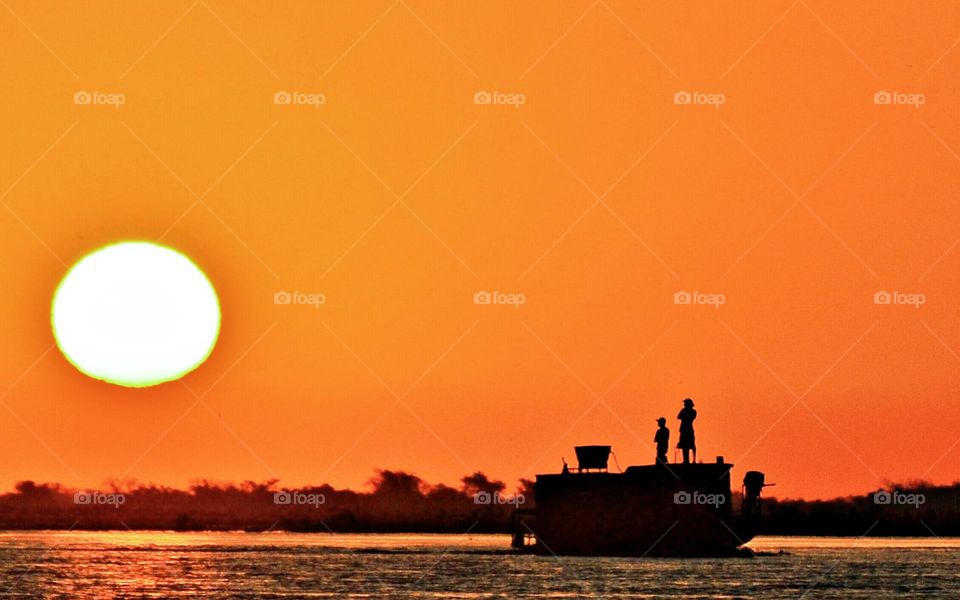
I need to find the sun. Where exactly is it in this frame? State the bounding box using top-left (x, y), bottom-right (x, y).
top-left (51, 241), bottom-right (221, 387)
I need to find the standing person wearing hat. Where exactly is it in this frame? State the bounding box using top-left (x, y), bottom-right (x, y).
top-left (654, 417), bottom-right (670, 465)
top-left (677, 398), bottom-right (697, 464)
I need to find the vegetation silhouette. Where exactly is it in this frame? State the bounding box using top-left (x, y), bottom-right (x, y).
top-left (761, 481), bottom-right (960, 536)
top-left (0, 471), bottom-right (533, 533)
top-left (0, 475), bottom-right (957, 536)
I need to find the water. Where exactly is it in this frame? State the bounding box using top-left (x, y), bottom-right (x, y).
top-left (1, 532), bottom-right (957, 598)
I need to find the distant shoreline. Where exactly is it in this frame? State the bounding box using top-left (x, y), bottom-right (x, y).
top-left (2, 474), bottom-right (957, 537)
top-left (1, 527), bottom-right (959, 538)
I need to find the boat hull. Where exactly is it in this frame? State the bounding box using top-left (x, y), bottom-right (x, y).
top-left (522, 463), bottom-right (757, 557)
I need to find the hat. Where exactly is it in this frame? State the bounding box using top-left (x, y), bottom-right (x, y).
top-left (656, 417), bottom-right (666, 425)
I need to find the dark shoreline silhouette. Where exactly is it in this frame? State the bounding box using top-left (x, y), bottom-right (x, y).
top-left (0, 470), bottom-right (530, 534)
top-left (1, 472), bottom-right (958, 536)
top-left (762, 481), bottom-right (960, 536)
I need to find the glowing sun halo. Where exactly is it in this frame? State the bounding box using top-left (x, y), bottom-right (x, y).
top-left (51, 241), bottom-right (221, 387)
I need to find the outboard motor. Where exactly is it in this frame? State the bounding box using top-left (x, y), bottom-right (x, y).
top-left (742, 471), bottom-right (770, 516)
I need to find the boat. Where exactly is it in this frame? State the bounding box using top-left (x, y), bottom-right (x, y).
top-left (511, 445), bottom-right (770, 557)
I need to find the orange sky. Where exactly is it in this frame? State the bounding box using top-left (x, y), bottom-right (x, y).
top-left (1, 1), bottom-right (958, 500)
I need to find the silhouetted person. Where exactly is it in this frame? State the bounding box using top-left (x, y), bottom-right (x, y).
top-left (677, 398), bottom-right (697, 464)
top-left (654, 417), bottom-right (670, 465)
